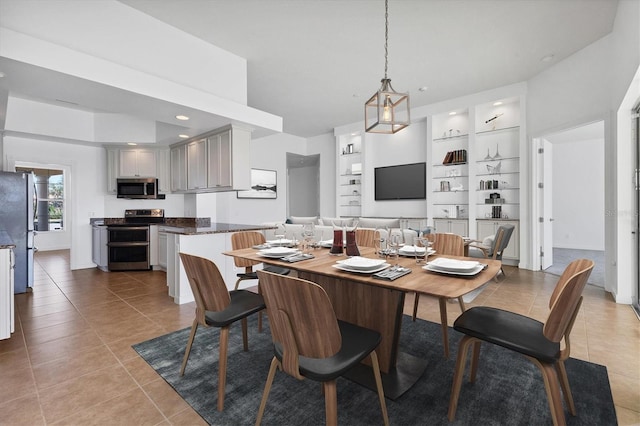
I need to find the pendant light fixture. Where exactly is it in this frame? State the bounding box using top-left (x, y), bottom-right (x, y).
top-left (364, 0), bottom-right (410, 134)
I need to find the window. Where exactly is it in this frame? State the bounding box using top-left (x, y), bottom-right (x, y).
top-left (15, 166), bottom-right (65, 232)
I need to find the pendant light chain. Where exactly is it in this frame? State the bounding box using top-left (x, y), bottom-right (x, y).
top-left (384, 0), bottom-right (389, 80)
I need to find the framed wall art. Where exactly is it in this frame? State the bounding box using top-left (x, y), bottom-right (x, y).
top-left (237, 168), bottom-right (277, 199)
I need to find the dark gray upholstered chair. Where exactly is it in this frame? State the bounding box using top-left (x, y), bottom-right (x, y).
top-left (448, 258), bottom-right (594, 426)
top-left (255, 270), bottom-right (389, 426)
top-left (178, 253), bottom-right (266, 412)
top-left (468, 224), bottom-right (515, 277)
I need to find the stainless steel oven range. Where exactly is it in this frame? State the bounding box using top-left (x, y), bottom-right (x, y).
top-left (107, 209), bottom-right (164, 271)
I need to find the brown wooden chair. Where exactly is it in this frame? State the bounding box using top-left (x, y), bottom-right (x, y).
top-left (178, 253), bottom-right (266, 411)
top-left (355, 228), bottom-right (380, 248)
top-left (412, 233), bottom-right (466, 358)
top-left (255, 270), bottom-right (389, 426)
top-left (448, 259), bottom-right (594, 426)
top-left (230, 231), bottom-right (290, 290)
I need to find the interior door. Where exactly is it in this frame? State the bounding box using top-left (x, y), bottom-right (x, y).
top-left (541, 139), bottom-right (554, 270)
top-left (633, 107), bottom-right (639, 314)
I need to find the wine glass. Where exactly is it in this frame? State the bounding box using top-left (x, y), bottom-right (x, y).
top-left (301, 223), bottom-right (315, 252)
top-left (388, 233), bottom-right (402, 268)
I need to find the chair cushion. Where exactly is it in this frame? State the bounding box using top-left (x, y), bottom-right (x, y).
top-left (453, 306), bottom-right (560, 364)
top-left (204, 290), bottom-right (265, 328)
top-left (263, 265), bottom-right (290, 275)
top-left (274, 320), bottom-right (381, 382)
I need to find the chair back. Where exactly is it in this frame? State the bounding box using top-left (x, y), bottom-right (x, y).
top-left (491, 225), bottom-right (515, 259)
top-left (430, 233), bottom-right (464, 256)
top-left (543, 259), bottom-right (594, 343)
top-left (257, 270), bottom-right (342, 380)
top-left (231, 231), bottom-right (265, 269)
top-left (356, 229), bottom-right (379, 248)
top-left (179, 253), bottom-right (231, 323)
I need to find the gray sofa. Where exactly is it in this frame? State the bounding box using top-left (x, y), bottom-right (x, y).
top-left (261, 216), bottom-right (418, 244)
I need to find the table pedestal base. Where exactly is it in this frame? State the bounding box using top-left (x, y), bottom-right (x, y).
top-left (343, 351), bottom-right (428, 400)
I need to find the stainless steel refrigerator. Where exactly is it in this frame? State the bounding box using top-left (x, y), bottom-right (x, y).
top-left (0, 171), bottom-right (35, 293)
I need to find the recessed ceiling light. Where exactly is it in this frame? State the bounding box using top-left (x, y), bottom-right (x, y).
top-left (179, 134), bottom-right (189, 139)
top-left (541, 54), bottom-right (554, 62)
top-left (0, 72), bottom-right (5, 78)
top-left (127, 142), bottom-right (137, 146)
top-left (175, 115), bottom-right (189, 121)
top-left (418, 86), bottom-right (428, 92)
top-left (449, 111), bottom-right (457, 116)
top-left (493, 101), bottom-right (503, 106)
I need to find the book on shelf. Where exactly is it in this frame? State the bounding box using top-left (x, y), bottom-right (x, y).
top-left (442, 149), bottom-right (467, 165)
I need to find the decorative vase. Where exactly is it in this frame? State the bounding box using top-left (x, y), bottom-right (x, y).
top-left (345, 230), bottom-right (360, 256)
top-left (329, 228), bottom-right (344, 255)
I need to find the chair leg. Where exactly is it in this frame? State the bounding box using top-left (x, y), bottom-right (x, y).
top-left (369, 351), bottom-right (389, 426)
top-left (412, 294), bottom-right (420, 321)
top-left (217, 326), bottom-right (230, 412)
top-left (469, 340), bottom-right (482, 382)
top-left (448, 335), bottom-right (477, 421)
top-left (556, 361), bottom-right (576, 415)
top-left (255, 357), bottom-right (279, 426)
top-left (529, 357), bottom-right (566, 426)
top-left (179, 319), bottom-right (198, 376)
top-left (438, 297), bottom-right (450, 358)
top-left (323, 380), bottom-right (338, 426)
top-left (241, 317), bottom-right (249, 351)
top-left (457, 297), bottom-right (466, 312)
top-left (234, 278), bottom-right (242, 290)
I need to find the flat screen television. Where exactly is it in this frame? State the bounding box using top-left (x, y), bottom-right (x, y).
top-left (374, 162), bottom-right (426, 200)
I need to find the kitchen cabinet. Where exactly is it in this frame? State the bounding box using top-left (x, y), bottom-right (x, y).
top-left (170, 124), bottom-right (251, 193)
top-left (477, 219), bottom-right (519, 260)
top-left (158, 231), bottom-right (167, 270)
top-left (0, 248), bottom-right (14, 340)
top-left (149, 225), bottom-right (159, 267)
top-left (91, 225), bottom-right (108, 272)
top-left (119, 149), bottom-right (157, 177)
top-left (170, 144), bottom-right (188, 192)
top-left (106, 148), bottom-right (119, 194)
top-left (206, 127), bottom-right (250, 191)
top-left (187, 138), bottom-right (208, 190)
top-left (156, 149), bottom-right (171, 193)
top-left (433, 218), bottom-right (468, 236)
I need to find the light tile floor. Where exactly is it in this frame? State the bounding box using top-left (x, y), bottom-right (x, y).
top-left (0, 250), bottom-right (638, 425)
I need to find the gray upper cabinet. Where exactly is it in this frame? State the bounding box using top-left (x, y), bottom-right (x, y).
top-left (170, 144), bottom-right (188, 192)
top-left (170, 125), bottom-right (251, 193)
top-left (119, 149), bottom-right (157, 177)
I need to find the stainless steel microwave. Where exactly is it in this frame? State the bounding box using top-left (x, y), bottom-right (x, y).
top-left (116, 178), bottom-right (158, 199)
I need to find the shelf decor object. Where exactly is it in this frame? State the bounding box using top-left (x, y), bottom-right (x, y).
top-left (364, 0), bottom-right (410, 134)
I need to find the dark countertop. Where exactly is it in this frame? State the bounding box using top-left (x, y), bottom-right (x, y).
top-left (0, 230), bottom-right (16, 249)
top-left (158, 223), bottom-right (277, 236)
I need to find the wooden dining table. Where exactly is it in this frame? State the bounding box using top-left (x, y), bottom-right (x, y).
top-left (223, 245), bottom-right (501, 398)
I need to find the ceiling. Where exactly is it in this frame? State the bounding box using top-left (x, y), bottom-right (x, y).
top-left (0, 0), bottom-right (619, 142)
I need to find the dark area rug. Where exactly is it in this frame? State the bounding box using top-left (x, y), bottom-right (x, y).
top-left (133, 315), bottom-right (617, 425)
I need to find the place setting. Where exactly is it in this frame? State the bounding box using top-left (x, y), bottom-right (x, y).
top-left (422, 257), bottom-right (488, 276)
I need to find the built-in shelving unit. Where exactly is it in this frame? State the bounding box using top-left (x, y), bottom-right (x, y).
top-left (431, 109), bottom-right (470, 223)
top-left (337, 134), bottom-right (363, 217)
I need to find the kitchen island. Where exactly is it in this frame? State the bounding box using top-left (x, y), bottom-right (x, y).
top-left (160, 222), bottom-right (276, 304)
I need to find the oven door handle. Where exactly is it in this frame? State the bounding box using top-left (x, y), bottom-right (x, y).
top-left (107, 242), bottom-right (150, 247)
top-left (107, 226), bottom-right (150, 232)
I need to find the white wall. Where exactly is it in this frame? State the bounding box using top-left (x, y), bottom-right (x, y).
top-left (288, 165), bottom-right (319, 217)
top-left (552, 137), bottom-right (605, 250)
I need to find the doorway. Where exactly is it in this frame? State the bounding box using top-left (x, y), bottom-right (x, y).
top-left (286, 153), bottom-right (320, 217)
top-left (534, 121), bottom-right (606, 286)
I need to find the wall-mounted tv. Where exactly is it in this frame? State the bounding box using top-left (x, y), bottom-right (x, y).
top-left (374, 162), bottom-right (426, 201)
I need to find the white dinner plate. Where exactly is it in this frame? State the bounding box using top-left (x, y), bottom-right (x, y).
top-left (332, 263), bottom-right (390, 274)
top-left (267, 239), bottom-right (295, 247)
top-left (318, 239), bottom-right (333, 248)
top-left (336, 256), bottom-right (387, 270)
top-left (426, 257), bottom-right (481, 272)
top-left (422, 264), bottom-right (484, 276)
top-left (398, 246), bottom-right (434, 256)
top-left (258, 247), bottom-right (299, 258)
